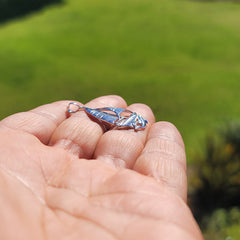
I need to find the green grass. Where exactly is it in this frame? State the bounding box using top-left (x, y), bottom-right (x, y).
top-left (1, 0), bottom-right (240, 158)
top-left (225, 224), bottom-right (240, 240)
top-left (204, 222), bottom-right (240, 240)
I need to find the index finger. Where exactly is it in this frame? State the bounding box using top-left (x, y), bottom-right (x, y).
top-left (0, 101), bottom-right (71, 144)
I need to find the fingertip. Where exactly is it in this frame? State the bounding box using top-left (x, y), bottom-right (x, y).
top-left (87, 95), bottom-right (128, 109)
top-left (128, 103), bottom-right (155, 125)
top-left (148, 121), bottom-right (185, 150)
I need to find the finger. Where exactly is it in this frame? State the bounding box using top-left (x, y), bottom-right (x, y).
top-left (133, 122), bottom-right (187, 202)
top-left (94, 104), bottom-right (155, 168)
top-left (0, 101), bottom-right (71, 144)
top-left (49, 95), bottom-right (128, 158)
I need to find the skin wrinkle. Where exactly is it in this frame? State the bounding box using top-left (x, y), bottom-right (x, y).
top-left (50, 117), bottom-right (103, 159)
top-left (1, 112), bottom-right (55, 144)
top-left (46, 158), bottom-right (118, 199)
top-left (154, 155), bottom-right (186, 186)
top-left (46, 185), bottom-right (88, 206)
top-left (44, 193), bottom-right (71, 228)
top-left (44, 160), bottom-right (100, 198)
top-left (148, 122), bottom-right (185, 149)
top-left (87, 161), bottom-right (118, 197)
top-left (97, 155), bottom-right (127, 168)
top-left (144, 137), bottom-right (184, 155)
top-left (135, 151), bottom-right (186, 178)
top-left (75, 123), bottom-right (102, 158)
top-left (0, 123), bottom-right (40, 143)
top-left (39, 150), bottom-right (53, 188)
top-left (41, 205), bottom-right (48, 240)
top-left (57, 210), bottom-right (119, 240)
top-left (31, 109), bottom-right (59, 122)
top-left (135, 153), bottom-right (187, 201)
top-left (49, 202), bottom-right (120, 240)
top-left (143, 137), bottom-right (186, 167)
top-left (52, 138), bottom-right (84, 158)
top-left (95, 131), bottom-right (145, 169)
top-left (30, 110), bottom-right (59, 128)
top-left (0, 101), bottom-right (72, 145)
top-left (29, 110), bottom-right (59, 145)
top-left (0, 167), bottom-right (46, 205)
top-left (44, 157), bottom-right (185, 238)
top-left (30, 101), bottom-right (68, 123)
top-left (41, 149), bottom-right (75, 189)
top-left (94, 167), bottom-right (164, 197)
top-left (90, 192), bottom-right (166, 221)
top-left (45, 168), bottom-right (177, 223)
top-left (90, 169), bottom-right (164, 199)
top-left (0, 134), bottom-right (47, 201)
top-left (48, 186), bottom-right (193, 239)
top-left (87, 172), bottom-right (191, 234)
top-left (144, 150), bottom-right (184, 170)
top-left (0, 170), bottom-right (43, 240)
top-left (90, 190), bottom-right (158, 198)
top-left (98, 141), bottom-right (143, 168)
top-left (46, 161), bottom-right (74, 190)
top-left (50, 189), bottom-right (141, 237)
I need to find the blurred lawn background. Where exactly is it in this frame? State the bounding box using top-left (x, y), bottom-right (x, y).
top-left (1, 0), bottom-right (240, 238)
top-left (1, 0), bottom-right (240, 159)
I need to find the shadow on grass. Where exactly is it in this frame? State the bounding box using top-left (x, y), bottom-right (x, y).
top-left (0, 0), bottom-right (64, 23)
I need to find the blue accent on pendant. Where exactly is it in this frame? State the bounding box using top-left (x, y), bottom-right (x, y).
top-left (67, 103), bottom-right (148, 131)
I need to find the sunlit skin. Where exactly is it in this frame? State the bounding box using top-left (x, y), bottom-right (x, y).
top-left (0, 95), bottom-right (203, 240)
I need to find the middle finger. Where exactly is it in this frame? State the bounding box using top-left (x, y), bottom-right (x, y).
top-left (94, 104), bottom-right (155, 168)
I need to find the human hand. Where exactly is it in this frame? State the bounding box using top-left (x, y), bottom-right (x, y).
top-left (0, 95), bottom-right (203, 240)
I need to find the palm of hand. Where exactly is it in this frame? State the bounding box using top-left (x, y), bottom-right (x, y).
top-left (0, 96), bottom-right (203, 240)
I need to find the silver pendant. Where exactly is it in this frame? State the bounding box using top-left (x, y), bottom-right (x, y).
top-left (67, 102), bottom-right (148, 131)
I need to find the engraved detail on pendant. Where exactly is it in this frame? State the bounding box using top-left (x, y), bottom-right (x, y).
top-left (67, 102), bottom-right (148, 131)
